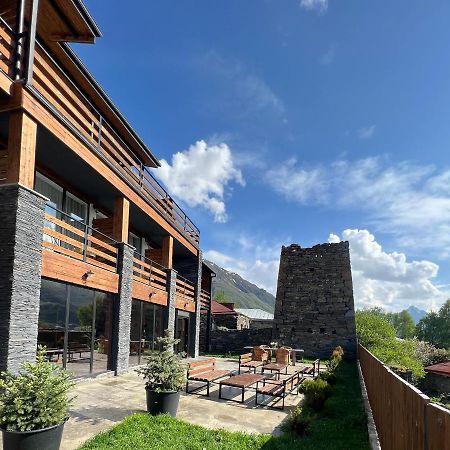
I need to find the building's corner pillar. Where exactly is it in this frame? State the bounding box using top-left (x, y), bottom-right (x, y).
top-left (112, 243), bottom-right (134, 375)
top-left (188, 251), bottom-right (202, 358)
top-left (0, 183), bottom-right (46, 373)
top-left (164, 269), bottom-right (177, 350)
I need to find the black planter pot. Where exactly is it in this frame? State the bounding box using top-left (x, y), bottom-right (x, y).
top-left (146, 388), bottom-right (181, 417)
top-left (1, 421), bottom-right (65, 450)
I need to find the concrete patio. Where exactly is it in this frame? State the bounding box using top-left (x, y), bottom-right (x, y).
top-left (61, 357), bottom-right (304, 450)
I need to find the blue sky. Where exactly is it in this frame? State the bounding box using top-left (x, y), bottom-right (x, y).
top-left (78, 0), bottom-right (450, 311)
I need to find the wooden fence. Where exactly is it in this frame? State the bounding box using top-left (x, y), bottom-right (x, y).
top-left (359, 344), bottom-right (450, 450)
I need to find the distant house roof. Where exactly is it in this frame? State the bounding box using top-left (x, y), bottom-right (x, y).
top-left (234, 309), bottom-right (274, 320)
top-left (425, 361), bottom-right (450, 378)
top-left (211, 301), bottom-right (238, 316)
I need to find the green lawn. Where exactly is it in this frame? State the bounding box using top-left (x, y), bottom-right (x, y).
top-left (79, 361), bottom-right (370, 450)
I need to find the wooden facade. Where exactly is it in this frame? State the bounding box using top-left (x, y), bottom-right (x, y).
top-left (0, 0), bottom-right (208, 317)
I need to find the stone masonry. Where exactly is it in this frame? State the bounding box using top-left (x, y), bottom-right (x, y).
top-left (272, 242), bottom-right (357, 359)
top-left (175, 254), bottom-right (203, 357)
top-left (0, 184), bottom-right (46, 373)
top-left (111, 243), bottom-right (134, 375)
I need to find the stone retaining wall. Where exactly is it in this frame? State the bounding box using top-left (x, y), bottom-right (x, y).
top-left (209, 328), bottom-right (273, 353)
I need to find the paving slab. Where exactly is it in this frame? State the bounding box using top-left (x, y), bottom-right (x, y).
top-left (3, 358), bottom-right (304, 450)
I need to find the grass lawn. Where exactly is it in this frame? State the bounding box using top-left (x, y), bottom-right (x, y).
top-left (79, 361), bottom-right (370, 450)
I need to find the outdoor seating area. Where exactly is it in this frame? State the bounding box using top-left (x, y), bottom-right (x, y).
top-left (185, 347), bottom-right (321, 410)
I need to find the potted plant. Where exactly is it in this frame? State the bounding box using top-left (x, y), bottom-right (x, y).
top-left (0, 346), bottom-right (74, 450)
top-left (136, 330), bottom-right (185, 417)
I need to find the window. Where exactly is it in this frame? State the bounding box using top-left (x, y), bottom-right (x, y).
top-left (129, 232), bottom-right (142, 254)
top-left (65, 192), bottom-right (87, 224)
top-left (35, 172), bottom-right (63, 214)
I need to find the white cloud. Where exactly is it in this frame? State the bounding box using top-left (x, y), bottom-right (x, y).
top-left (357, 124), bottom-right (376, 139)
top-left (266, 157), bottom-right (450, 256)
top-left (152, 140), bottom-right (244, 223)
top-left (300, 0), bottom-right (328, 13)
top-left (329, 229), bottom-right (447, 311)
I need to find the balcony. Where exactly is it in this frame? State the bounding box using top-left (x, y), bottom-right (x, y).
top-left (41, 205), bottom-right (120, 292)
top-left (0, 18), bottom-right (14, 94)
top-left (0, 16), bottom-right (200, 248)
top-left (175, 275), bottom-right (196, 313)
top-left (132, 253), bottom-right (168, 307)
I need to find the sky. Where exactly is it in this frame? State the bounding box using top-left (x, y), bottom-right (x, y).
top-left (77, 0), bottom-right (450, 312)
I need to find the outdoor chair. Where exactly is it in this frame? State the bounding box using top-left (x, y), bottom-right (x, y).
top-left (252, 346), bottom-right (269, 362)
top-left (186, 358), bottom-right (231, 397)
top-left (255, 370), bottom-right (304, 410)
top-left (261, 345), bottom-right (273, 361)
top-left (238, 348), bottom-right (268, 374)
top-left (262, 347), bottom-right (290, 379)
top-left (276, 347), bottom-right (291, 365)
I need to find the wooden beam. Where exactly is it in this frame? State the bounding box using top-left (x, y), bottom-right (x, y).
top-left (112, 197), bottom-right (130, 243)
top-left (6, 111), bottom-right (37, 188)
top-left (20, 88), bottom-right (198, 255)
top-left (161, 235), bottom-right (173, 269)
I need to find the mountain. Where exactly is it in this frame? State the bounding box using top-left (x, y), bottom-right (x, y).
top-left (407, 306), bottom-right (427, 324)
top-left (205, 260), bottom-right (276, 313)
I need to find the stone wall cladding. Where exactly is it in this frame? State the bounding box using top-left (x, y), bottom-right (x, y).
top-left (189, 251), bottom-right (202, 358)
top-left (0, 184), bottom-right (46, 373)
top-left (272, 242), bottom-right (357, 359)
top-left (209, 328), bottom-right (273, 354)
top-left (164, 269), bottom-right (177, 345)
top-left (112, 243), bottom-right (134, 375)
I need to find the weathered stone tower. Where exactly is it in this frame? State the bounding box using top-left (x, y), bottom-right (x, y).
top-left (272, 242), bottom-right (357, 359)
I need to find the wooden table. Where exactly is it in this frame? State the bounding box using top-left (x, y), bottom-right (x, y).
top-left (219, 373), bottom-right (266, 403)
top-left (262, 363), bottom-right (288, 379)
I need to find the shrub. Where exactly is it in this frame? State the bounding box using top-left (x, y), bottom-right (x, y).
top-left (410, 339), bottom-right (450, 366)
top-left (0, 346), bottom-right (74, 432)
top-left (136, 330), bottom-right (186, 392)
top-left (318, 370), bottom-right (337, 384)
top-left (333, 346), bottom-right (344, 358)
top-left (283, 406), bottom-right (316, 436)
top-left (299, 379), bottom-right (332, 411)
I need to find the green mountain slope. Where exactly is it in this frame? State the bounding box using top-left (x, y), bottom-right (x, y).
top-left (205, 260), bottom-right (275, 313)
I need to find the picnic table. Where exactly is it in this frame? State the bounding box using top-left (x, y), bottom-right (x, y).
top-left (243, 346), bottom-right (304, 365)
top-left (219, 373), bottom-right (266, 403)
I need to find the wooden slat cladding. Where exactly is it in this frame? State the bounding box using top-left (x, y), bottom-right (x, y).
top-left (359, 345), bottom-right (450, 450)
top-left (175, 277), bottom-right (196, 312)
top-left (132, 255), bottom-right (167, 292)
top-left (132, 282), bottom-right (167, 306)
top-left (200, 289), bottom-right (211, 310)
top-left (42, 250), bottom-right (119, 293)
top-left (30, 41), bottom-right (200, 249)
top-left (44, 213), bottom-right (117, 272)
top-left (0, 19), bottom-right (14, 81)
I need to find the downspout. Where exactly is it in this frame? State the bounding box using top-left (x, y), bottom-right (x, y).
top-left (24, 0), bottom-right (40, 85)
top-left (13, 0), bottom-right (26, 80)
top-left (14, 0), bottom-right (40, 84)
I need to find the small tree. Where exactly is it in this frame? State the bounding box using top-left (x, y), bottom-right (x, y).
top-left (0, 346), bottom-right (74, 432)
top-left (136, 330), bottom-right (185, 392)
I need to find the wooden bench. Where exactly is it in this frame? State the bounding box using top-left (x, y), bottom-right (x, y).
top-left (186, 359), bottom-right (231, 397)
top-left (238, 352), bottom-right (267, 374)
top-left (300, 359), bottom-right (321, 378)
top-left (255, 371), bottom-right (304, 410)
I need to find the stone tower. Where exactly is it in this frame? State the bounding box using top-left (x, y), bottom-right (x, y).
top-left (272, 242), bottom-right (357, 359)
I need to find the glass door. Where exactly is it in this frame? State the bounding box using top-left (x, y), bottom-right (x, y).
top-left (38, 280), bottom-right (113, 377)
